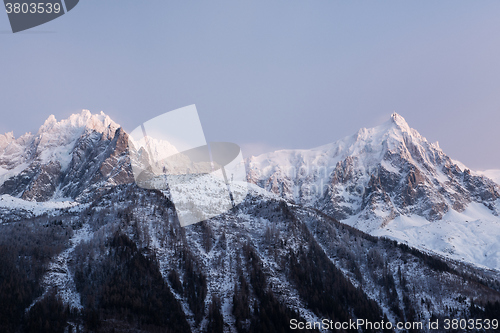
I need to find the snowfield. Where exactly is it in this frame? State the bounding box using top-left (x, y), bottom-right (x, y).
top-left (370, 202), bottom-right (500, 271)
top-left (0, 194), bottom-right (83, 222)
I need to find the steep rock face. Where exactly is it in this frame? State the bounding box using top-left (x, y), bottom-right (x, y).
top-left (22, 161), bottom-right (61, 201)
top-left (247, 113), bottom-right (500, 230)
top-left (0, 110), bottom-right (134, 202)
top-left (0, 165), bottom-right (39, 199)
top-left (58, 127), bottom-right (134, 201)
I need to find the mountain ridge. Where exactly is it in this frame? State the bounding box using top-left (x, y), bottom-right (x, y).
top-left (246, 112), bottom-right (500, 270)
top-left (0, 110), bottom-right (133, 202)
top-left (1, 110), bottom-right (499, 270)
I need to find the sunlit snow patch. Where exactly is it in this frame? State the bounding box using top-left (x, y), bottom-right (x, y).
top-left (0, 194), bottom-right (82, 222)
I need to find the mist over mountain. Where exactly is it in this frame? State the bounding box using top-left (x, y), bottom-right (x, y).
top-left (0, 110), bottom-right (499, 332)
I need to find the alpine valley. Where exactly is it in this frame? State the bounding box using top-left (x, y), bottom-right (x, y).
top-left (0, 110), bottom-right (499, 332)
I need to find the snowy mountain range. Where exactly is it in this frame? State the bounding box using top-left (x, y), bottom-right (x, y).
top-left (1, 110), bottom-right (500, 332)
top-left (247, 113), bottom-right (500, 270)
top-left (1, 110), bottom-right (500, 270)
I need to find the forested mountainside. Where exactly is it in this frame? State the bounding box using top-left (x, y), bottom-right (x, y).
top-left (1, 184), bottom-right (499, 332)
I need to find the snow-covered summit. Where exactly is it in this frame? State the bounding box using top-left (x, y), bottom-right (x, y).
top-left (345, 112), bottom-right (442, 159)
top-left (390, 112), bottom-right (412, 131)
top-left (37, 110), bottom-right (119, 138)
top-left (249, 114), bottom-right (499, 237)
top-left (1, 110), bottom-right (120, 165)
top-left (29, 110), bottom-right (120, 168)
top-left (247, 113), bottom-right (450, 201)
top-left (0, 110), bottom-right (132, 202)
top-left (247, 112), bottom-right (500, 269)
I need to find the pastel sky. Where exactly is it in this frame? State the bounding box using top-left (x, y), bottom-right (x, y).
top-left (1, 1), bottom-right (499, 170)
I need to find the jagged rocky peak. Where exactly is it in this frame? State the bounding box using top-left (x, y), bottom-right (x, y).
top-left (387, 112), bottom-right (421, 138)
top-left (247, 112), bottom-right (500, 232)
top-left (338, 113), bottom-right (435, 167)
top-left (0, 131), bottom-right (15, 142)
top-left (37, 110), bottom-right (120, 140)
top-left (360, 113), bottom-right (431, 151)
top-left (390, 112), bottom-right (410, 129)
top-left (0, 110), bottom-right (133, 202)
top-left (0, 131), bottom-right (15, 150)
top-left (9, 110), bottom-right (123, 169)
top-left (1, 110), bottom-right (120, 158)
top-left (351, 113), bottom-right (449, 173)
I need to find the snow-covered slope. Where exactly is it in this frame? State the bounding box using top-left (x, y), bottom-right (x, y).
top-left (370, 202), bottom-right (500, 270)
top-left (247, 113), bottom-right (500, 270)
top-left (0, 194), bottom-right (85, 223)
